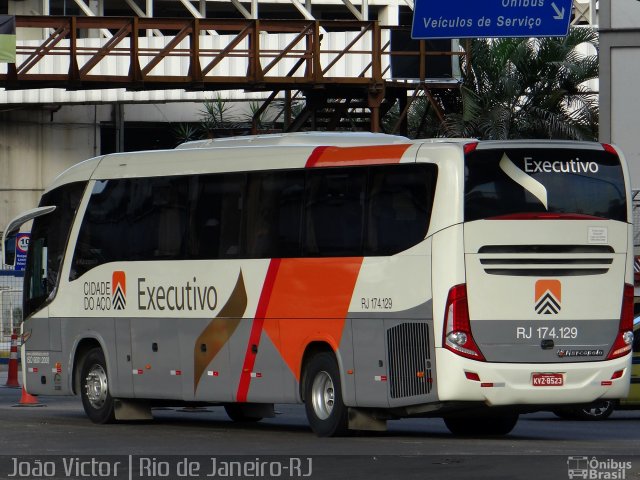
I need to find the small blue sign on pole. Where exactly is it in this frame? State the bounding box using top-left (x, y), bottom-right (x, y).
top-left (15, 233), bottom-right (30, 271)
top-left (412, 0), bottom-right (573, 39)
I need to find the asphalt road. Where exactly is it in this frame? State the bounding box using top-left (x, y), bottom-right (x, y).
top-left (0, 371), bottom-right (638, 480)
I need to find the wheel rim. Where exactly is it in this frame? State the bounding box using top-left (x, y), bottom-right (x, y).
top-left (310, 370), bottom-right (335, 420)
top-left (584, 402), bottom-right (611, 418)
top-left (85, 363), bottom-right (108, 409)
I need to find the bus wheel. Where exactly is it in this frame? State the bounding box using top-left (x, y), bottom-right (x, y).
top-left (80, 348), bottom-right (116, 424)
top-left (224, 405), bottom-right (263, 422)
top-left (303, 352), bottom-right (349, 437)
top-left (573, 401), bottom-right (615, 420)
top-left (444, 412), bottom-right (519, 436)
top-left (554, 401), bottom-right (615, 421)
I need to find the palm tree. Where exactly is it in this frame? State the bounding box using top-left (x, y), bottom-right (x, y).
top-left (442, 28), bottom-right (599, 140)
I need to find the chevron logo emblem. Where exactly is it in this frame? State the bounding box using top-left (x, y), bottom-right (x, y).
top-left (535, 280), bottom-right (561, 315)
top-left (112, 271), bottom-right (126, 310)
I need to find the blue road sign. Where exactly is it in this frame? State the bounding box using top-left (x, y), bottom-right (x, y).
top-left (412, 0), bottom-right (573, 39)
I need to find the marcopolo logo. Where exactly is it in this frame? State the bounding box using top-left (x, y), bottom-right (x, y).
top-left (557, 348), bottom-right (604, 358)
top-left (535, 279), bottom-right (561, 315)
top-left (524, 157), bottom-right (599, 174)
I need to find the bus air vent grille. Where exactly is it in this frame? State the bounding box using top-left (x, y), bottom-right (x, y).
top-left (386, 322), bottom-right (432, 399)
top-left (478, 245), bottom-right (613, 277)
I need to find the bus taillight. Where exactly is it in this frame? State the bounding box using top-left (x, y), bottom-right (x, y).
top-left (443, 284), bottom-right (486, 361)
top-left (607, 283), bottom-right (634, 360)
top-left (601, 143), bottom-right (618, 155)
top-left (463, 142), bottom-right (479, 155)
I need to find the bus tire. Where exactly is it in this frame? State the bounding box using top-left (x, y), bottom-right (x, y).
top-left (444, 411), bottom-right (519, 436)
top-left (224, 404), bottom-right (263, 423)
top-left (303, 352), bottom-right (349, 437)
top-left (80, 347), bottom-right (116, 424)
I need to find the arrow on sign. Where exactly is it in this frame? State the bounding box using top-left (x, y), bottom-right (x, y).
top-left (551, 2), bottom-right (565, 20)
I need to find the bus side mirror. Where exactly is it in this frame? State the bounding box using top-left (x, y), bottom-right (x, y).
top-left (2, 205), bottom-right (56, 268)
top-left (2, 230), bottom-right (17, 267)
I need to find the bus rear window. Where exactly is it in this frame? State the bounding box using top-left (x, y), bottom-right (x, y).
top-left (464, 148), bottom-right (627, 222)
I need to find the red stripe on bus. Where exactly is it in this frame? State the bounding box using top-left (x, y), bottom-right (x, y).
top-left (305, 146), bottom-right (331, 168)
top-left (236, 259), bottom-right (282, 402)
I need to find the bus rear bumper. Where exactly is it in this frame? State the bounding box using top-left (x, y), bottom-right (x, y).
top-left (435, 349), bottom-right (632, 406)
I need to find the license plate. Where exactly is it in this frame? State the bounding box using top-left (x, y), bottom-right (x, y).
top-left (532, 373), bottom-right (564, 386)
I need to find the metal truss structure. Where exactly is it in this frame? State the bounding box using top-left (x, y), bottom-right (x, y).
top-left (1, 15), bottom-right (463, 133)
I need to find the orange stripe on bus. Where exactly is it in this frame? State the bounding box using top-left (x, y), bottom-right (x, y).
top-left (305, 144), bottom-right (411, 167)
top-left (262, 258), bottom-right (363, 382)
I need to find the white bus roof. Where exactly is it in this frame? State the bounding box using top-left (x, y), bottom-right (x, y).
top-left (44, 134), bottom-right (615, 195)
top-left (175, 131), bottom-right (410, 149)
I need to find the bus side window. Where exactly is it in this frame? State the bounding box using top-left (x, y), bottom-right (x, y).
top-left (245, 171), bottom-right (304, 259)
top-left (72, 179), bottom-right (128, 279)
top-left (304, 169), bottom-right (366, 257)
top-left (151, 179), bottom-right (188, 259)
top-left (71, 177), bottom-right (189, 279)
top-left (366, 165), bottom-right (436, 255)
top-left (190, 173), bottom-right (246, 260)
top-left (126, 177), bottom-right (188, 261)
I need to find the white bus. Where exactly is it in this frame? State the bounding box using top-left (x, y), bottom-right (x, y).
top-left (3, 132), bottom-right (634, 436)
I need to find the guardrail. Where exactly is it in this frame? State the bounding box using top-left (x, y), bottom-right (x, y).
top-left (0, 270), bottom-right (23, 361)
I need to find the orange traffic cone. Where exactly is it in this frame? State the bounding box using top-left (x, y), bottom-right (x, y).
top-left (13, 386), bottom-right (45, 407)
top-left (4, 332), bottom-right (20, 388)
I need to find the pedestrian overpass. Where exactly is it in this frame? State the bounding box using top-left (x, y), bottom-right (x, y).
top-left (0, 15), bottom-right (463, 133)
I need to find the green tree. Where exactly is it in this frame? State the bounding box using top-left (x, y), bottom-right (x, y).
top-left (442, 28), bottom-right (599, 140)
top-left (200, 93), bottom-right (239, 135)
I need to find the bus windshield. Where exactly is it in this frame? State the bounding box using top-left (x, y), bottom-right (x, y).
top-left (23, 182), bottom-right (85, 318)
top-left (464, 147), bottom-right (627, 222)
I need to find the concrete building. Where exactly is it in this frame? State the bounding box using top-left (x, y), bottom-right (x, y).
top-left (599, 0), bottom-right (640, 190)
